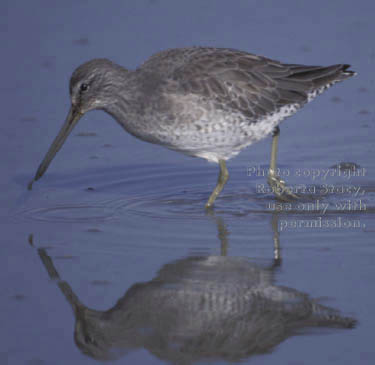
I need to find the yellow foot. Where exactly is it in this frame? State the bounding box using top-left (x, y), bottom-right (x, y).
top-left (267, 172), bottom-right (299, 201)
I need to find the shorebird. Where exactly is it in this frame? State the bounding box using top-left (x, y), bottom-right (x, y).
top-left (28, 47), bottom-right (355, 207)
top-left (30, 240), bottom-right (356, 362)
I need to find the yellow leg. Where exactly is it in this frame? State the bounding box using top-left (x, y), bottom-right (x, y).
top-left (205, 159), bottom-right (229, 209)
top-left (267, 127), bottom-right (299, 200)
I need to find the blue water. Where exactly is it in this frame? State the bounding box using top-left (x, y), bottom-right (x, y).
top-left (1, 1), bottom-right (375, 364)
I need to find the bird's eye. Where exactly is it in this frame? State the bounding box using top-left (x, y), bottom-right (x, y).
top-left (80, 83), bottom-right (89, 92)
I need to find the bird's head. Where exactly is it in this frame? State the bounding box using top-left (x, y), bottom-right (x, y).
top-left (28, 58), bottom-right (127, 189)
top-left (69, 58), bottom-right (122, 113)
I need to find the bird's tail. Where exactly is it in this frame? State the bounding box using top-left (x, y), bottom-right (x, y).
top-left (308, 301), bottom-right (357, 329)
top-left (287, 63), bottom-right (356, 89)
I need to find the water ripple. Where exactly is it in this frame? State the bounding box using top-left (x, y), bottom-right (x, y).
top-left (14, 164), bottom-right (375, 223)
top-left (18, 203), bottom-right (117, 223)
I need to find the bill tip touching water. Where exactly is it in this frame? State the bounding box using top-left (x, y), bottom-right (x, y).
top-left (28, 47), bottom-right (356, 207)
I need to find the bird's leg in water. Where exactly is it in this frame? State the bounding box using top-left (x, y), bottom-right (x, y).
top-left (267, 126), bottom-right (299, 201)
top-left (206, 159), bottom-right (229, 208)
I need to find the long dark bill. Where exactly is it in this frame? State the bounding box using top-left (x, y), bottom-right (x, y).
top-left (28, 106), bottom-right (83, 190)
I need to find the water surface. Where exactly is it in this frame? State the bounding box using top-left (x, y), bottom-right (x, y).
top-left (1, 1), bottom-right (375, 364)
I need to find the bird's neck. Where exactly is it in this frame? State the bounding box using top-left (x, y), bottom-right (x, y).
top-left (103, 70), bottom-right (141, 119)
top-left (102, 70), bottom-right (150, 138)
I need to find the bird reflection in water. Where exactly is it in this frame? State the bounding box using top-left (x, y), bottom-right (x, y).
top-left (28, 216), bottom-right (356, 363)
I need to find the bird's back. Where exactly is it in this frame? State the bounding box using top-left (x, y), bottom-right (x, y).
top-left (130, 47), bottom-right (356, 162)
top-left (139, 47), bottom-right (354, 102)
